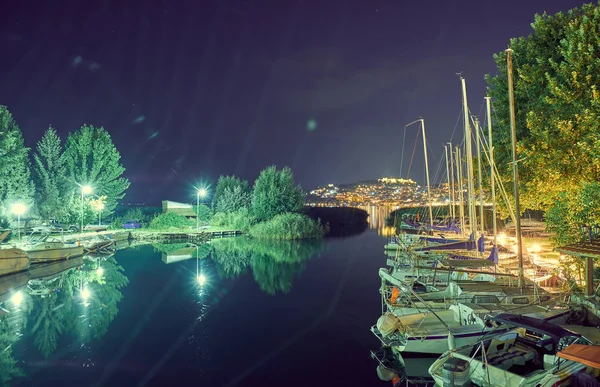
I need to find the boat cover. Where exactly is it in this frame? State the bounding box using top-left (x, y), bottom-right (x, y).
top-left (557, 344), bottom-right (600, 369)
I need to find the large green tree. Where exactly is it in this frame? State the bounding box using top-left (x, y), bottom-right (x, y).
top-left (212, 175), bottom-right (250, 212)
top-left (33, 127), bottom-right (69, 221)
top-left (0, 106), bottom-right (34, 215)
top-left (63, 125), bottom-right (130, 214)
top-left (487, 3), bottom-right (600, 212)
top-left (251, 166), bottom-right (304, 222)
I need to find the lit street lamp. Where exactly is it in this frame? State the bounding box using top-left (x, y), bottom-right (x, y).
top-left (11, 202), bottom-right (26, 242)
top-left (196, 188), bottom-right (207, 230)
top-left (97, 201), bottom-right (105, 225)
top-left (81, 185), bottom-right (92, 233)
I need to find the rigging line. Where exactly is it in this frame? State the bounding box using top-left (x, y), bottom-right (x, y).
top-left (400, 125), bottom-right (407, 178)
top-left (448, 105), bottom-right (464, 144)
top-left (405, 128), bottom-right (421, 180)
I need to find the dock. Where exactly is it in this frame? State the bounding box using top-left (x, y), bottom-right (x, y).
top-left (130, 230), bottom-right (242, 243)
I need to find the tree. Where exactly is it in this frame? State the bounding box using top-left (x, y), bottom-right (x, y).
top-left (0, 106), bottom-right (34, 215)
top-left (546, 182), bottom-right (600, 246)
top-left (214, 185), bottom-right (251, 213)
top-left (63, 125), bottom-right (130, 214)
top-left (212, 175), bottom-right (250, 212)
top-left (251, 166), bottom-right (304, 222)
top-left (33, 127), bottom-right (69, 221)
top-left (486, 3), bottom-right (600, 212)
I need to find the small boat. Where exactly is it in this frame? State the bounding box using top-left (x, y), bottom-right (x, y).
top-left (22, 232), bottom-right (84, 263)
top-left (428, 314), bottom-right (594, 387)
top-left (0, 229), bottom-right (11, 244)
top-left (83, 236), bottom-right (116, 254)
top-left (371, 303), bottom-right (572, 355)
top-left (0, 248), bottom-right (30, 276)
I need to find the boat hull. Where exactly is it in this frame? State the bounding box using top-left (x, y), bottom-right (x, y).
top-left (0, 248), bottom-right (30, 276)
top-left (26, 246), bottom-right (84, 263)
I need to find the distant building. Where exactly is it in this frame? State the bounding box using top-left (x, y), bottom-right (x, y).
top-left (162, 200), bottom-right (196, 218)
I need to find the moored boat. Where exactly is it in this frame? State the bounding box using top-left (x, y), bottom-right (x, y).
top-left (0, 248), bottom-right (30, 276)
top-left (428, 314), bottom-right (594, 387)
top-left (22, 232), bottom-right (84, 263)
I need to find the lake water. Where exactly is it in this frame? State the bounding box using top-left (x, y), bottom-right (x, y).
top-left (2, 229), bottom-right (393, 387)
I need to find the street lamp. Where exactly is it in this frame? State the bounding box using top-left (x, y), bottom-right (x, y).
top-left (196, 188), bottom-right (207, 230)
top-left (11, 202), bottom-right (26, 242)
top-left (97, 201), bottom-right (105, 225)
top-left (81, 185), bottom-right (92, 233)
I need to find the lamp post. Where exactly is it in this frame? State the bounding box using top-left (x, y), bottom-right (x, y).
top-left (11, 203), bottom-right (26, 242)
top-left (81, 185), bottom-right (92, 233)
top-left (196, 188), bottom-right (207, 230)
top-left (97, 202), bottom-right (105, 225)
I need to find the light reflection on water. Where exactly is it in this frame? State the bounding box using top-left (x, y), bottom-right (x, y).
top-left (0, 230), bottom-right (393, 386)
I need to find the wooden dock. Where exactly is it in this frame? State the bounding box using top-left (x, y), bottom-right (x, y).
top-left (131, 230), bottom-right (241, 243)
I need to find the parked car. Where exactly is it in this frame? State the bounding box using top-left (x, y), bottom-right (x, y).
top-left (123, 220), bottom-right (141, 229)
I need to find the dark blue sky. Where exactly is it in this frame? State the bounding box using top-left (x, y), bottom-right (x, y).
top-left (0, 0), bottom-right (584, 205)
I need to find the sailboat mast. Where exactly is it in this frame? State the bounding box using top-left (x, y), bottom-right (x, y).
top-left (444, 145), bottom-right (452, 220)
top-left (506, 48), bottom-right (524, 288)
top-left (474, 117), bottom-right (485, 235)
top-left (447, 142), bottom-right (456, 220)
top-left (456, 146), bottom-right (466, 237)
top-left (461, 77), bottom-right (477, 235)
top-left (421, 119), bottom-right (434, 227)
top-left (486, 96), bottom-right (497, 245)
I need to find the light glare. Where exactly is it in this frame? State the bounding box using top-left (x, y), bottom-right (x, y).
top-left (11, 291), bottom-right (23, 306)
top-left (81, 288), bottom-right (91, 300)
top-left (82, 185), bottom-right (93, 195)
top-left (96, 267), bottom-right (104, 276)
top-left (197, 274), bottom-right (207, 285)
top-left (10, 202), bottom-right (26, 216)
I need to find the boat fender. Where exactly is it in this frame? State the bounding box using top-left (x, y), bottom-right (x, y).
top-left (376, 364), bottom-right (397, 381)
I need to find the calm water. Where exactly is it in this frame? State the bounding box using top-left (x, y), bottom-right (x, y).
top-left (2, 230), bottom-right (391, 386)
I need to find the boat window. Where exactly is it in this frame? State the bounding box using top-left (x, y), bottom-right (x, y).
top-left (512, 297), bottom-right (530, 305)
top-left (471, 295), bottom-right (500, 304)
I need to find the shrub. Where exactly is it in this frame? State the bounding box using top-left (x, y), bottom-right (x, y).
top-left (211, 208), bottom-right (254, 231)
top-left (149, 212), bottom-right (192, 230)
top-left (248, 212), bottom-right (324, 240)
top-left (109, 216), bottom-right (124, 230)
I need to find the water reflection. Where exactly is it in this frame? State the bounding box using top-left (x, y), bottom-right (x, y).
top-left (0, 253), bottom-right (130, 386)
top-left (358, 206), bottom-right (398, 237)
top-left (210, 238), bottom-right (324, 295)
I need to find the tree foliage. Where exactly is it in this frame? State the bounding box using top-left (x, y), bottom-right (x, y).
top-left (251, 166), bottom-right (304, 222)
top-left (0, 106), bottom-right (34, 215)
top-left (63, 125), bottom-right (130, 214)
top-left (212, 175), bottom-right (250, 212)
top-left (546, 181), bottom-right (600, 245)
top-left (487, 3), bottom-right (600, 212)
top-left (248, 212), bottom-right (324, 240)
top-left (33, 127), bottom-right (69, 221)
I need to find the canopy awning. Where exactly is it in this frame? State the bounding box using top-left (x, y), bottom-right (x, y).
top-left (557, 344), bottom-right (600, 369)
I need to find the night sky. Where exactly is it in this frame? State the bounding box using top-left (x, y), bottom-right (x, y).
top-left (0, 0), bottom-right (584, 205)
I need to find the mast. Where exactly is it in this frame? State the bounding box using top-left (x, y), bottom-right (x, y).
top-left (444, 145), bottom-right (452, 221)
top-left (506, 48), bottom-right (524, 289)
top-left (461, 77), bottom-right (476, 236)
top-left (447, 142), bottom-right (456, 220)
top-left (456, 146), bottom-right (465, 237)
top-left (474, 117), bottom-right (485, 235)
top-left (421, 119), bottom-right (434, 227)
top-left (486, 96), bottom-right (497, 245)
top-left (405, 119), bottom-right (434, 228)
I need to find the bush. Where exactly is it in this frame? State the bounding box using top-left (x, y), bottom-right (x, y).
top-left (109, 216), bottom-right (124, 230)
top-left (248, 212), bottom-right (324, 240)
top-left (211, 208), bottom-right (254, 231)
top-left (149, 212), bottom-right (192, 230)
